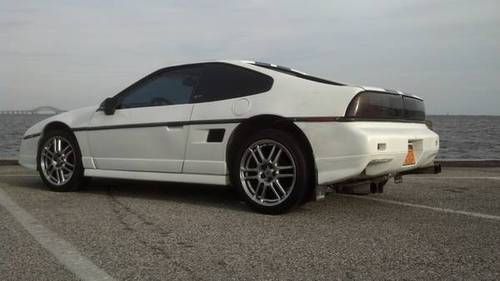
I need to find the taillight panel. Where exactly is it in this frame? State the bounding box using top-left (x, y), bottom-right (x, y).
top-left (345, 91), bottom-right (426, 122)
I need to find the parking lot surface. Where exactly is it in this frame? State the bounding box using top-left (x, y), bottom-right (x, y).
top-left (0, 165), bottom-right (499, 280)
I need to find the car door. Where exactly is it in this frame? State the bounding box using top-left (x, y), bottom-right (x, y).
top-left (87, 65), bottom-right (202, 173)
top-left (183, 63), bottom-right (274, 175)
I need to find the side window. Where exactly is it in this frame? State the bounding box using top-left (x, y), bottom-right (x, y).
top-left (119, 66), bottom-right (201, 109)
top-left (193, 63), bottom-right (273, 103)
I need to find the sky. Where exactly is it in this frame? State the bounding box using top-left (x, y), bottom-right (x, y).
top-left (0, 0), bottom-right (499, 115)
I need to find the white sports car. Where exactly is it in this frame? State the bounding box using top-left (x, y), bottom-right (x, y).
top-left (19, 60), bottom-right (440, 214)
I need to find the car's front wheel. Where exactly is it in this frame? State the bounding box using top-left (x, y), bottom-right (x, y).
top-left (38, 129), bottom-right (86, 192)
top-left (230, 129), bottom-right (311, 214)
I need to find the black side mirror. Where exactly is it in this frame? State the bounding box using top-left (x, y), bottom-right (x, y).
top-left (102, 97), bottom-right (118, 115)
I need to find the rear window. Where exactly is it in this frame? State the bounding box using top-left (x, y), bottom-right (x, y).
top-left (346, 91), bottom-right (425, 121)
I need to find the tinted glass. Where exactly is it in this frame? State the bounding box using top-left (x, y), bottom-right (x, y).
top-left (404, 96), bottom-right (426, 120)
top-left (120, 66), bottom-right (201, 109)
top-left (252, 62), bottom-right (344, 86)
top-left (346, 92), bottom-right (403, 119)
top-left (193, 63), bottom-right (273, 103)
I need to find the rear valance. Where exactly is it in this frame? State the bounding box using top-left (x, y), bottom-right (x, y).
top-left (345, 91), bottom-right (425, 121)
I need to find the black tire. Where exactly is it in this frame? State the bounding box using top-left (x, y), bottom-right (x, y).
top-left (230, 129), bottom-right (312, 214)
top-left (37, 129), bottom-right (86, 192)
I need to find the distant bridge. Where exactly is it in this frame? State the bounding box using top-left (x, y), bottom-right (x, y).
top-left (0, 106), bottom-right (66, 115)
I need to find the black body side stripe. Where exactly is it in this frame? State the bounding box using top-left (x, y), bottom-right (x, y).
top-left (71, 118), bottom-right (246, 132)
top-left (22, 133), bottom-right (41, 140)
top-left (70, 117), bottom-right (350, 132)
top-left (22, 116), bottom-right (426, 139)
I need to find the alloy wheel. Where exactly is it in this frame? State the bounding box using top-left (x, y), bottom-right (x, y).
top-left (239, 139), bottom-right (297, 206)
top-left (40, 136), bottom-right (76, 186)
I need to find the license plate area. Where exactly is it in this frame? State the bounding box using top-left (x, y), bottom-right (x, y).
top-left (403, 144), bottom-right (416, 166)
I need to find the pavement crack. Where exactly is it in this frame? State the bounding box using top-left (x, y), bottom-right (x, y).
top-left (105, 186), bottom-right (201, 280)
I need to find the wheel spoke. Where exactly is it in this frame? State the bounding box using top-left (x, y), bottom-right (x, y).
top-left (42, 155), bottom-right (49, 165)
top-left (59, 169), bottom-right (66, 182)
top-left (52, 138), bottom-right (57, 153)
top-left (241, 168), bottom-right (258, 172)
top-left (277, 173), bottom-right (294, 178)
top-left (49, 174), bottom-right (59, 183)
top-left (249, 149), bottom-right (261, 164)
top-left (272, 149), bottom-right (282, 164)
top-left (52, 138), bottom-right (58, 152)
top-left (65, 152), bottom-right (74, 163)
top-left (54, 168), bottom-right (61, 183)
top-left (274, 180), bottom-right (287, 196)
top-left (61, 166), bottom-right (73, 174)
top-left (43, 147), bottom-right (55, 158)
top-left (256, 145), bottom-right (266, 163)
top-left (57, 138), bottom-right (63, 152)
top-left (61, 145), bottom-right (72, 154)
top-left (259, 185), bottom-right (268, 199)
top-left (267, 145), bottom-right (276, 161)
top-left (254, 182), bottom-right (264, 199)
top-left (47, 164), bottom-right (56, 175)
top-left (269, 183), bottom-right (281, 199)
top-left (277, 165), bottom-right (294, 170)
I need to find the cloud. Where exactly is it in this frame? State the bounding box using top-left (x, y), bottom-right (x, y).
top-left (0, 0), bottom-right (499, 114)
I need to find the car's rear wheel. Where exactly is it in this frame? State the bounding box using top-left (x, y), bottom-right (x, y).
top-left (230, 129), bottom-right (311, 214)
top-left (38, 129), bottom-right (86, 192)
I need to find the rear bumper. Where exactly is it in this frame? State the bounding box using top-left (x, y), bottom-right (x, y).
top-left (296, 121), bottom-right (440, 185)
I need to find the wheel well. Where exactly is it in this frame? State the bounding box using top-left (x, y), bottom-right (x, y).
top-left (226, 115), bottom-right (317, 189)
top-left (40, 122), bottom-right (74, 144)
top-left (43, 121), bottom-right (72, 134)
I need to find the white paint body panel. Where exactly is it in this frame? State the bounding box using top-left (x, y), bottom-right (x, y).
top-left (297, 121), bottom-right (439, 184)
top-left (183, 123), bottom-right (238, 175)
top-left (87, 105), bottom-right (192, 173)
top-left (19, 60), bottom-right (439, 186)
top-left (18, 136), bottom-right (39, 170)
top-left (19, 106), bottom-right (97, 170)
top-left (85, 169), bottom-right (228, 185)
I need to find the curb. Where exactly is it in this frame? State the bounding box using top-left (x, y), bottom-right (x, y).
top-left (436, 160), bottom-right (500, 168)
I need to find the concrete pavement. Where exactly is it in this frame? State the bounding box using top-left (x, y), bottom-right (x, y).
top-left (0, 165), bottom-right (499, 280)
